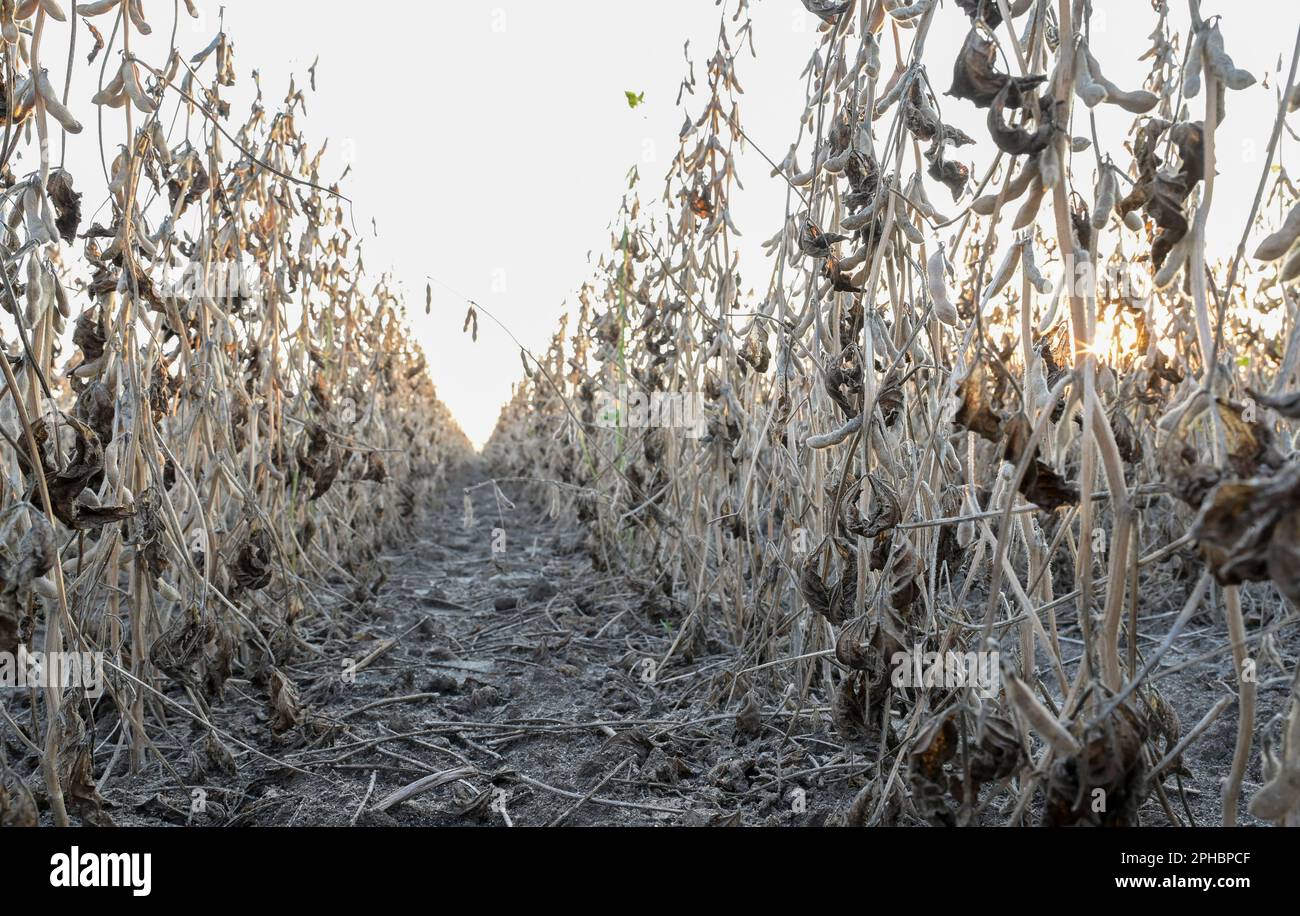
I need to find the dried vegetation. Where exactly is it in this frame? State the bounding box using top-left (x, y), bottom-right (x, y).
top-left (0, 0), bottom-right (469, 826)
top-left (487, 0), bottom-right (1300, 825)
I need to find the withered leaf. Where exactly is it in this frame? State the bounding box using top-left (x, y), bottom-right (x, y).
top-left (1019, 460), bottom-right (1079, 512)
top-left (1160, 399), bottom-right (1281, 506)
top-left (1218, 397), bottom-right (1283, 479)
top-left (0, 612), bottom-right (18, 654)
top-left (949, 30), bottom-right (1045, 109)
top-left (955, 0), bottom-right (1003, 28)
top-left (863, 474), bottom-right (901, 538)
top-left (908, 709), bottom-right (962, 823)
top-left (689, 189), bottom-right (713, 219)
top-left (987, 83), bottom-right (1051, 156)
top-left (910, 710), bottom-right (958, 783)
top-left (73, 309), bottom-right (106, 360)
top-left (734, 692), bottom-right (762, 738)
top-left (1191, 463), bottom-right (1300, 604)
top-left (835, 615), bottom-right (876, 671)
top-left (232, 528), bottom-right (273, 594)
top-left (1116, 119), bottom-right (1205, 269)
top-left (298, 423), bottom-right (340, 500)
top-left (799, 218), bottom-right (849, 259)
top-left (877, 371), bottom-right (904, 426)
top-left (799, 551), bottom-right (835, 621)
top-left (1044, 703), bottom-right (1147, 826)
top-left (47, 170), bottom-right (82, 244)
top-left (26, 414), bottom-right (135, 530)
top-left (74, 382), bottom-right (114, 447)
top-left (800, 0), bottom-right (853, 23)
top-left (880, 534), bottom-right (920, 614)
top-left (903, 82), bottom-right (976, 147)
top-left (800, 549), bottom-right (854, 625)
top-left (0, 774), bottom-right (38, 827)
top-left (954, 364), bottom-right (1003, 441)
top-left (926, 150), bottom-right (970, 202)
top-left (269, 668), bottom-right (303, 735)
top-left (150, 605), bottom-right (211, 688)
top-left (63, 743), bottom-right (114, 827)
top-left (824, 255), bottom-right (863, 293)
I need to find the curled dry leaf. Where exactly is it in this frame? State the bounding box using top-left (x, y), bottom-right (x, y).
top-left (1116, 119), bottom-right (1204, 270)
top-left (1043, 702), bottom-right (1148, 827)
top-left (268, 668), bottom-right (303, 735)
top-left (800, 0), bottom-right (852, 24)
top-left (948, 29), bottom-right (1045, 110)
top-left (1191, 462), bottom-right (1300, 605)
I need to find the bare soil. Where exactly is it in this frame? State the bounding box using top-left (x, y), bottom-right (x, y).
top-left (74, 466), bottom-right (1287, 827)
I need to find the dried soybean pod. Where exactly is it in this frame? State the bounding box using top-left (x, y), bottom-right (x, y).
top-left (25, 253), bottom-right (43, 319)
top-left (842, 199), bottom-right (883, 231)
top-left (126, 0), bottom-right (151, 34)
top-left (1154, 234), bottom-right (1192, 289)
top-left (92, 67), bottom-right (128, 108)
top-left (17, 0), bottom-right (66, 22)
top-left (1284, 246), bottom-right (1300, 283)
top-left (122, 62), bottom-right (158, 113)
top-left (1100, 86), bottom-right (1159, 114)
top-left (927, 247), bottom-right (958, 326)
top-left (1023, 238), bottom-right (1051, 294)
top-left (883, 0), bottom-right (928, 29)
top-left (150, 121), bottom-right (171, 165)
top-left (905, 171), bottom-right (948, 223)
top-left (1074, 45), bottom-right (1107, 108)
top-left (1091, 167), bottom-right (1117, 230)
top-left (1085, 49), bottom-right (1159, 113)
top-left (895, 204), bottom-right (924, 245)
top-left (790, 153), bottom-right (819, 188)
top-left (863, 33), bottom-right (880, 79)
top-left (1184, 27), bottom-right (1206, 98)
top-left (1012, 173), bottom-right (1046, 230)
top-left (34, 69), bottom-right (82, 133)
top-left (874, 68), bottom-right (913, 117)
top-left (970, 193), bottom-right (1000, 217)
top-left (1005, 671), bottom-right (1081, 757)
top-left (54, 273), bottom-right (70, 318)
top-left (1254, 204), bottom-right (1300, 261)
top-left (1036, 274), bottom-right (1064, 335)
top-left (1205, 25), bottom-right (1256, 90)
top-left (1038, 140), bottom-right (1061, 191)
top-left (823, 148), bottom-right (852, 175)
top-left (981, 239), bottom-right (1023, 309)
top-left (973, 159), bottom-right (1038, 216)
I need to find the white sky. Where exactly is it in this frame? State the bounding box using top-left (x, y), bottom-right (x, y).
top-left (45, 1), bottom-right (1300, 447)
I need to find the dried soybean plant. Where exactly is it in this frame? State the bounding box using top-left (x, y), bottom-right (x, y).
top-left (0, 1), bottom-right (468, 826)
top-left (488, 0), bottom-right (1300, 826)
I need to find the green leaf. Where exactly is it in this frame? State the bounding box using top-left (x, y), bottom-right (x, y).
top-left (625, 90), bottom-right (646, 109)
